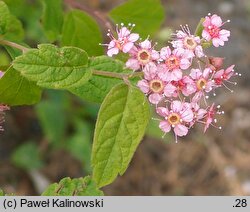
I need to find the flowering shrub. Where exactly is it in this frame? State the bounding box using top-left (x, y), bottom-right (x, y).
top-left (0, 0), bottom-right (238, 195)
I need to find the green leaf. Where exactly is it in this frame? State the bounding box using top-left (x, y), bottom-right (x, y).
top-left (109, 0), bottom-right (165, 38)
top-left (65, 120), bottom-right (92, 173)
top-left (92, 83), bottom-right (150, 188)
top-left (41, 0), bottom-right (63, 42)
top-left (11, 142), bottom-right (44, 170)
top-left (195, 17), bottom-right (205, 37)
top-left (70, 56), bottom-right (127, 103)
top-left (13, 44), bottom-right (92, 90)
top-left (62, 9), bottom-right (104, 56)
top-left (42, 176), bottom-right (104, 196)
top-left (0, 67), bottom-right (42, 106)
top-left (0, 1), bottom-right (24, 41)
top-left (35, 94), bottom-right (67, 146)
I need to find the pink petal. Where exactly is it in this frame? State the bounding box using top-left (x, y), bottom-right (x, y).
top-left (156, 107), bottom-right (169, 117)
top-left (190, 68), bottom-right (202, 80)
top-left (119, 27), bottom-right (130, 37)
top-left (108, 40), bottom-right (116, 48)
top-left (137, 80), bottom-right (149, 93)
top-left (140, 39), bottom-right (151, 49)
top-left (171, 100), bottom-right (182, 112)
top-left (195, 45), bottom-right (204, 58)
top-left (171, 70), bottom-right (183, 81)
top-left (176, 30), bottom-right (186, 38)
top-left (151, 50), bottom-right (160, 60)
top-left (143, 63), bottom-right (157, 80)
top-left (180, 58), bottom-right (191, 70)
top-left (126, 58), bottom-right (140, 71)
top-left (202, 30), bottom-right (211, 41)
top-left (173, 48), bottom-right (185, 57)
top-left (211, 14), bottom-right (222, 27)
top-left (183, 83), bottom-right (196, 96)
top-left (219, 29), bottom-right (230, 41)
top-left (203, 16), bottom-right (211, 27)
top-left (107, 47), bottom-right (119, 57)
top-left (181, 109), bottom-right (194, 122)
top-left (225, 65), bottom-right (235, 74)
top-left (160, 46), bottom-right (171, 59)
top-left (122, 42), bottom-right (134, 53)
top-left (174, 124), bottom-right (188, 136)
top-left (197, 109), bottom-right (207, 120)
top-left (128, 33), bottom-right (140, 42)
top-left (159, 121), bottom-right (171, 133)
top-left (203, 68), bottom-right (211, 79)
top-left (149, 93), bottom-right (162, 105)
top-left (212, 38), bottom-right (223, 47)
top-left (205, 81), bottom-right (214, 92)
top-left (214, 69), bottom-right (224, 78)
top-left (164, 83), bottom-right (176, 97)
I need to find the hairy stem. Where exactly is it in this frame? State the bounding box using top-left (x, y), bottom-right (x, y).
top-left (0, 40), bottom-right (29, 52)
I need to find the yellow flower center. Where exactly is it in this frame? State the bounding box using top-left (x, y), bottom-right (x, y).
top-left (166, 56), bottom-right (180, 70)
top-left (168, 113), bottom-right (181, 125)
top-left (184, 36), bottom-right (197, 50)
top-left (137, 50), bottom-right (151, 64)
top-left (196, 78), bottom-right (207, 90)
top-left (149, 80), bottom-right (164, 93)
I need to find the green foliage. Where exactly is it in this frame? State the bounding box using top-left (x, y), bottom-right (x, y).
top-left (109, 0), bottom-right (165, 38)
top-left (195, 17), bottom-right (205, 37)
top-left (92, 83), bottom-right (150, 188)
top-left (42, 176), bottom-right (103, 196)
top-left (13, 44), bottom-right (92, 90)
top-left (0, 67), bottom-right (42, 106)
top-left (62, 9), bottom-right (103, 56)
top-left (11, 142), bottom-right (44, 170)
top-left (65, 120), bottom-right (92, 173)
top-left (41, 0), bottom-right (64, 42)
top-left (35, 93), bottom-right (68, 146)
top-left (70, 56), bottom-right (127, 103)
top-left (0, 1), bottom-right (24, 41)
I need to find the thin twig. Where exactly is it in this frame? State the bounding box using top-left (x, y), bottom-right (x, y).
top-left (0, 40), bottom-right (29, 53)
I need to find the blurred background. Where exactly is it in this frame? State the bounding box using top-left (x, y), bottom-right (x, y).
top-left (1, 0), bottom-right (250, 195)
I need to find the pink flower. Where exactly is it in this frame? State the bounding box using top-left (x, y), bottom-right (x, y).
top-left (188, 102), bottom-right (207, 127)
top-left (0, 104), bottom-right (9, 132)
top-left (105, 24), bottom-right (139, 57)
top-left (213, 65), bottom-right (236, 87)
top-left (190, 68), bottom-right (214, 101)
top-left (203, 103), bottom-right (222, 132)
top-left (172, 25), bottom-right (204, 58)
top-left (137, 63), bottom-right (168, 104)
top-left (164, 75), bottom-right (196, 97)
top-left (125, 39), bottom-right (159, 71)
top-left (157, 101), bottom-right (194, 142)
top-left (202, 14), bottom-right (230, 47)
top-left (160, 46), bottom-right (191, 72)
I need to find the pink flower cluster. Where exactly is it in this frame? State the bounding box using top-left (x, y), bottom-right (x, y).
top-left (104, 14), bottom-right (239, 142)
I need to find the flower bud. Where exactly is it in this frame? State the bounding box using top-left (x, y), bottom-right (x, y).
top-left (208, 57), bottom-right (224, 71)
